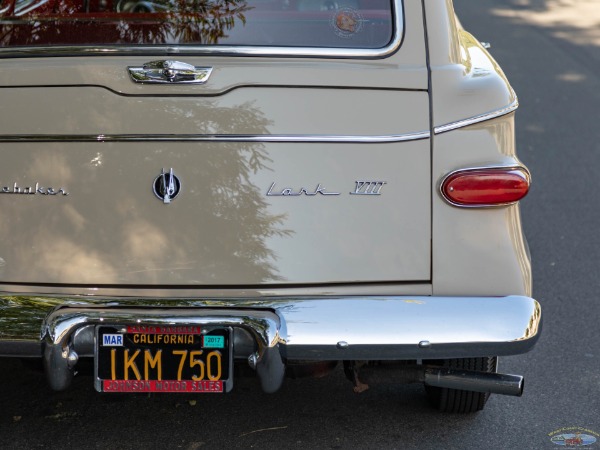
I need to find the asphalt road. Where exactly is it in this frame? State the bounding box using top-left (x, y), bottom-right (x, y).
top-left (1, 1), bottom-right (600, 449)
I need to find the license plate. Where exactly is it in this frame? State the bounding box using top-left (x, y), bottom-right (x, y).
top-left (95, 325), bottom-right (233, 393)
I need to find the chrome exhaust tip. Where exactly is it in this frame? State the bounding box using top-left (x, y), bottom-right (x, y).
top-left (424, 367), bottom-right (524, 397)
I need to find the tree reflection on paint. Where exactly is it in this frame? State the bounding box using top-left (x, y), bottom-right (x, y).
top-left (0, 98), bottom-right (292, 288)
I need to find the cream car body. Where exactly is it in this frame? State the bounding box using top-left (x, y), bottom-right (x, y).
top-left (0, 0), bottom-right (540, 412)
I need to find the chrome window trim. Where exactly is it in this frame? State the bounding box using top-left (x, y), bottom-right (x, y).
top-left (434, 99), bottom-right (519, 135)
top-left (0, 131), bottom-right (430, 144)
top-left (0, 1), bottom-right (404, 59)
top-left (438, 165), bottom-right (531, 209)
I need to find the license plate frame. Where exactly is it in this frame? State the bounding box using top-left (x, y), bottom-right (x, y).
top-left (94, 324), bottom-right (233, 393)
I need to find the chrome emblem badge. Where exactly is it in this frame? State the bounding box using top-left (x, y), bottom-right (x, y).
top-left (153, 168), bottom-right (181, 204)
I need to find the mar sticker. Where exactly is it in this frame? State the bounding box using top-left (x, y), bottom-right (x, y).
top-left (102, 334), bottom-right (123, 346)
top-left (331, 8), bottom-right (363, 38)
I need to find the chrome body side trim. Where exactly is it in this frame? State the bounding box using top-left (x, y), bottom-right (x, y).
top-left (434, 99), bottom-right (519, 134)
top-left (0, 2), bottom-right (404, 59)
top-left (0, 131), bottom-right (431, 144)
top-left (0, 101), bottom-right (521, 143)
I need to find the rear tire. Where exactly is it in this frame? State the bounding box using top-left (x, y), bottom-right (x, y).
top-left (424, 357), bottom-right (498, 413)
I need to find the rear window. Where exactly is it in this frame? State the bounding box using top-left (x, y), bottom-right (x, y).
top-left (0, 0), bottom-right (394, 50)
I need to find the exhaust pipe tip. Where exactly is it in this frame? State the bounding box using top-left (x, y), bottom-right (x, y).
top-left (424, 367), bottom-right (524, 397)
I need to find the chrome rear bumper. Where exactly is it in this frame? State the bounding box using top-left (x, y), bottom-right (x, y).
top-left (0, 295), bottom-right (541, 392)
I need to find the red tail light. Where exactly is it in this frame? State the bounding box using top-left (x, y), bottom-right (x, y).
top-left (441, 167), bottom-right (530, 207)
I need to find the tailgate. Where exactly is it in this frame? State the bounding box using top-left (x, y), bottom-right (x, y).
top-left (0, 79), bottom-right (431, 286)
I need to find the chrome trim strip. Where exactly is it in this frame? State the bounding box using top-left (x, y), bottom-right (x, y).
top-left (0, 131), bottom-right (431, 144)
top-left (0, 2), bottom-right (404, 59)
top-left (438, 165), bottom-right (531, 209)
top-left (434, 99), bottom-right (519, 134)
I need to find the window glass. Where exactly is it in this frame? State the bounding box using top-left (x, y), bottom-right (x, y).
top-left (0, 0), bottom-right (394, 49)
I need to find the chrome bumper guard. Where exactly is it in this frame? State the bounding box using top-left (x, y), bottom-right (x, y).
top-left (39, 295), bottom-right (541, 393)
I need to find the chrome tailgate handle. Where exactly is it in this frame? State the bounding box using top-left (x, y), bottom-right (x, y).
top-left (128, 60), bottom-right (213, 84)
